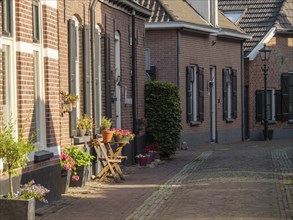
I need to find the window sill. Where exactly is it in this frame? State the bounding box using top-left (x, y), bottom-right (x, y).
top-left (73, 136), bottom-right (91, 145)
top-left (190, 121), bottom-right (202, 126)
top-left (288, 119), bottom-right (293, 124)
top-left (261, 120), bottom-right (277, 125)
top-left (225, 118), bottom-right (235, 123)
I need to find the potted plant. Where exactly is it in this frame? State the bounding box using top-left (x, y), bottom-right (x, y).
top-left (0, 118), bottom-right (49, 220)
top-left (66, 94), bottom-right (79, 108)
top-left (100, 116), bottom-right (114, 143)
top-left (112, 128), bottom-right (135, 143)
top-left (63, 146), bottom-right (95, 187)
top-left (77, 115), bottom-right (94, 137)
top-left (60, 151), bottom-right (77, 194)
top-left (135, 154), bottom-right (148, 167)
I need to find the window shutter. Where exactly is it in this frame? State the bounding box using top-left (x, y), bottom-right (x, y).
top-left (68, 19), bottom-right (77, 137)
top-left (232, 69), bottom-right (237, 119)
top-left (198, 67), bottom-right (204, 122)
top-left (275, 90), bottom-right (282, 121)
top-left (105, 33), bottom-right (112, 118)
top-left (281, 73), bottom-right (290, 120)
top-left (255, 90), bottom-right (263, 122)
top-left (83, 25), bottom-right (90, 115)
top-left (93, 28), bottom-right (100, 135)
top-left (222, 69), bottom-right (229, 119)
top-left (186, 66), bottom-right (193, 123)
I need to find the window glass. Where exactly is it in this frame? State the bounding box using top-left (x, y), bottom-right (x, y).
top-left (223, 10), bottom-right (244, 23)
top-left (32, 0), bottom-right (40, 43)
top-left (2, 0), bottom-right (12, 36)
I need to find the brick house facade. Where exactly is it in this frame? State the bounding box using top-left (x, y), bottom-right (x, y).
top-left (219, 0), bottom-right (293, 140)
top-left (141, 0), bottom-right (251, 146)
top-left (0, 0), bottom-right (150, 204)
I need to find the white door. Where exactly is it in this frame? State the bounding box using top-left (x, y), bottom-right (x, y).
top-left (210, 66), bottom-right (216, 142)
top-left (115, 32), bottom-right (121, 128)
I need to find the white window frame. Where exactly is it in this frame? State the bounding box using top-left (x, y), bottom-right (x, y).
top-left (33, 0), bottom-right (46, 150)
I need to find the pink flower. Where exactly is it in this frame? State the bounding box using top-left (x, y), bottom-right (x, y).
top-left (71, 175), bottom-right (80, 181)
top-left (64, 163), bottom-right (71, 171)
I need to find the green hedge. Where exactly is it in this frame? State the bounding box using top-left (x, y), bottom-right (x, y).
top-left (145, 81), bottom-right (182, 158)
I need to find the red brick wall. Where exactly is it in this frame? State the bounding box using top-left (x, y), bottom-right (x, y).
top-left (245, 33), bottom-right (293, 133)
top-left (146, 29), bottom-right (243, 143)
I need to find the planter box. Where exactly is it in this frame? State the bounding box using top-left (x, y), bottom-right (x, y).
top-left (69, 166), bottom-right (88, 187)
top-left (60, 170), bottom-right (70, 194)
top-left (0, 197), bottom-right (35, 220)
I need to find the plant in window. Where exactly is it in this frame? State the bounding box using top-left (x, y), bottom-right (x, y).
top-left (77, 115), bottom-right (94, 136)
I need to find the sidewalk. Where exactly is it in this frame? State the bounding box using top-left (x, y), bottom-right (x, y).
top-left (36, 138), bottom-right (293, 220)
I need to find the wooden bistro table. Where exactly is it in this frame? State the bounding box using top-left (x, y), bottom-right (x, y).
top-left (92, 138), bottom-right (128, 182)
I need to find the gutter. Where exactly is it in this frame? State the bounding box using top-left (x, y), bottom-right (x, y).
top-left (217, 29), bottom-right (252, 40)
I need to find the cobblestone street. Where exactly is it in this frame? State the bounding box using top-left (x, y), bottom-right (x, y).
top-left (37, 139), bottom-right (293, 220)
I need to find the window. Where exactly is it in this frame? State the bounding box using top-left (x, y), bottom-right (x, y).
top-left (32, 0), bottom-right (40, 43)
top-left (281, 73), bottom-right (293, 120)
top-left (186, 65), bottom-right (204, 125)
top-left (255, 89), bottom-right (276, 122)
top-left (2, 0), bottom-right (12, 36)
top-left (223, 68), bottom-right (237, 121)
top-left (223, 10), bottom-right (244, 24)
top-left (2, 45), bottom-right (10, 121)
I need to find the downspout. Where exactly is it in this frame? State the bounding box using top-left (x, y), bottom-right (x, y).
top-left (177, 29), bottom-right (181, 87)
top-left (90, 0), bottom-right (99, 175)
top-left (132, 11), bottom-right (137, 160)
top-left (241, 40), bottom-right (245, 141)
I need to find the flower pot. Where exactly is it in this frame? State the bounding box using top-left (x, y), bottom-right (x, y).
top-left (78, 128), bottom-right (86, 137)
top-left (0, 196), bottom-right (35, 220)
top-left (71, 100), bottom-right (77, 108)
top-left (149, 151), bottom-right (156, 162)
top-left (102, 130), bottom-right (114, 143)
top-left (69, 166), bottom-right (88, 187)
top-left (60, 170), bottom-right (71, 194)
top-left (139, 157), bottom-right (148, 166)
top-left (114, 135), bottom-right (130, 143)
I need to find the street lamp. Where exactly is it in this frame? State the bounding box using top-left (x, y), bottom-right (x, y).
top-left (259, 44), bottom-right (271, 141)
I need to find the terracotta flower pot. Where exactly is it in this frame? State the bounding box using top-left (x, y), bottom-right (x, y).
top-left (71, 100), bottom-right (77, 108)
top-left (102, 130), bottom-right (114, 143)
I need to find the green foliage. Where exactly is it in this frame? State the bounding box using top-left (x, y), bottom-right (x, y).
top-left (63, 146), bottom-right (95, 167)
top-left (77, 114), bottom-right (94, 130)
top-left (145, 81), bottom-right (182, 158)
top-left (0, 118), bottom-right (36, 195)
top-left (100, 116), bottom-right (112, 131)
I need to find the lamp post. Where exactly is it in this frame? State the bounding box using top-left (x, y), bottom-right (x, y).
top-left (259, 44), bottom-right (271, 141)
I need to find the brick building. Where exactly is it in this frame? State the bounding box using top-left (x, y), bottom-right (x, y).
top-left (0, 0), bottom-right (150, 203)
top-left (219, 0), bottom-right (293, 140)
top-left (140, 0), bottom-right (251, 146)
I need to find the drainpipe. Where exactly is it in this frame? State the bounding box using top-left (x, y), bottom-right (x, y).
top-left (132, 11), bottom-right (137, 160)
top-left (241, 40), bottom-right (245, 141)
top-left (90, 0), bottom-right (99, 175)
top-left (177, 29), bottom-right (181, 87)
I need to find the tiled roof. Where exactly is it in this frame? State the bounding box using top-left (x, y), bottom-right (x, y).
top-left (218, 0), bottom-right (292, 56)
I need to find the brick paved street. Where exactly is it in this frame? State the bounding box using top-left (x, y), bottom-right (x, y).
top-left (37, 139), bottom-right (293, 220)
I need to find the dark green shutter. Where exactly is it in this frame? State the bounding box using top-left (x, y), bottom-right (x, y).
top-left (255, 90), bottom-right (263, 122)
top-left (93, 28), bottom-right (100, 135)
top-left (198, 67), bottom-right (204, 122)
top-left (281, 73), bottom-right (290, 120)
top-left (186, 66), bottom-right (193, 123)
top-left (275, 90), bottom-right (282, 121)
top-left (68, 19), bottom-right (77, 137)
top-left (222, 69), bottom-right (229, 120)
top-left (105, 33), bottom-right (112, 119)
top-left (232, 69), bottom-right (237, 119)
top-left (83, 25), bottom-right (90, 115)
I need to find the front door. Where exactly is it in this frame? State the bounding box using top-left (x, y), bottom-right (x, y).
top-left (115, 32), bottom-right (121, 128)
top-left (210, 66), bottom-right (216, 142)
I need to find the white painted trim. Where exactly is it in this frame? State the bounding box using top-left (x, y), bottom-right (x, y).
top-left (0, 37), bottom-right (2, 49)
top-left (16, 41), bottom-right (33, 54)
top-left (43, 48), bottom-right (59, 60)
top-left (145, 22), bottom-right (218, 34)
top-left (247, 27), bottom-right (276, 61)
top-left (41, 0), bottom-right (57, 9)
top-left (217, 30), bottom-right (252, 40)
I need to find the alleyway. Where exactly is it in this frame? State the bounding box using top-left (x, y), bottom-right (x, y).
top-left (37, 139), bottom-right (293, 220)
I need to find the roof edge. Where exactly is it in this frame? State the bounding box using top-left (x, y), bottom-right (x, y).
top-left (246, 27), bottom-right (276, 61)
top-left (217, 29), bottom-right (252, 40)
top-left (145, 22), bottom-right (218, 33)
